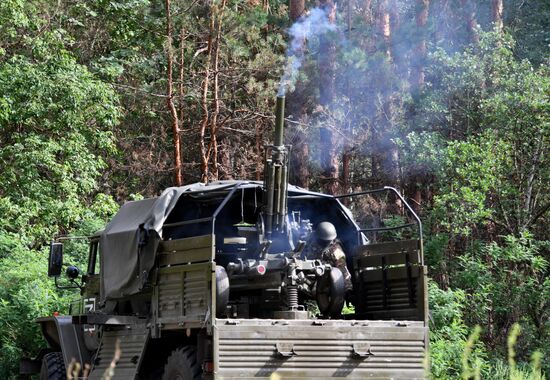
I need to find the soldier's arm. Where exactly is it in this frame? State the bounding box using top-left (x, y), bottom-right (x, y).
top-left (331, 246), bottom-right (353, 291)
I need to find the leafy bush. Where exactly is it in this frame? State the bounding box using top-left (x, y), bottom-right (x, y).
top-left (0, 3), bottom-right (120, 376)
top-left (428, 282), bottom-right (488, 379)
top-left (0, 196), bottom-right (119, 378)
top-left (454, 234), bottom-right (549, 369)
top-left (0, 242), bottom-right (66, 378)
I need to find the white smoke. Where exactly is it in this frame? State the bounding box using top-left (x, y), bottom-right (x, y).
top-left (278, 7), bottom-right (337, 96)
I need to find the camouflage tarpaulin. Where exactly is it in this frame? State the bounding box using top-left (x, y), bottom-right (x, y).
top-left (99, 185), bottom-right (209, 301)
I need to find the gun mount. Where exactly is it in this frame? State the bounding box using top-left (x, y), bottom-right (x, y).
top-left (223, 95), bottom-right (345, 319)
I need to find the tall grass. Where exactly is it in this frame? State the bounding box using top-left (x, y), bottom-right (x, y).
top-left (456, 323), bottom-right (545, 380)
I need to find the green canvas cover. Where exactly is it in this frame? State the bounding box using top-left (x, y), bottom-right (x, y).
top-left (99, 189), bottom-right (178, 300)
top-left (99, 182), bottom-right (247, 301)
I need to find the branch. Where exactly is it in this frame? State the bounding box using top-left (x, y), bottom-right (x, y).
top-left (111, 83), bottom-right (168, 98)
top-left (527, 203), bottom-right (550, 228)
top-left (193, 46), bottom-right (209, 59)
top-left (484, 217), bottom-right (514, 235)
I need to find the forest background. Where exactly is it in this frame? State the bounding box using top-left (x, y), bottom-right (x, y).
top-left (0, 0), bottom-right (548, 378)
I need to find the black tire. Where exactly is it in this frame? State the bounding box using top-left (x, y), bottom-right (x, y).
top-left (161, 346), bottom-right (202, 380)
top-left (40, 352), bottom-right (66, 380)
top-left (316, 267), bottom-right (345, 317)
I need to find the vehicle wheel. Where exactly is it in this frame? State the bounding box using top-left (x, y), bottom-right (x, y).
top-left (40, 352), bottom-right (66, 380)
top-left (316, 267), bottom-right (345, 317)
top-left (161, 346), bottom-right (202, 380)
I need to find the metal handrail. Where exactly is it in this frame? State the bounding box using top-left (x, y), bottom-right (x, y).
top-left (158, 184), bottom-right (244, 261)
top-left (211, 185), bottom-right (243, 260)
top-left (358, 223), bottom-right (416, 233)
top-left (335, 186), bottom-right (424, 265)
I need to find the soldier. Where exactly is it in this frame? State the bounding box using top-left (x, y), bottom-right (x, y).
top-left (305, 221), bottom-right (353, 292)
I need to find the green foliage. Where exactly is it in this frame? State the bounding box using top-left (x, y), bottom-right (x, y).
top-left (417, 32), bottom-right (549, 237)
top-left (432, 134), bottom-right (503, 235)
top-left (0, 0), bottom-right (547, 378)
top-left (458, 323), bottom-right (547, 380)
top-left (428, 282), bottom-right (488, 379)
top-left (0, 195), bottom-right (119, 378)
top-left (0, 244), bottom-right (65, 378)
top-left (461, 326), bottom-right (483, 380)
top-left (63, 194), bottom-right (120, 270)
top-left (0, 53), bottom-right (119, 244)
top-left (429, 284), bottom-right (547, 379)
top-left (454, 234), bottom-right (549, 367)
top-left (0, 1), bottom-right (120, 376)
top-left (402, 34), bottom-right (548, 375)
top-left (505, 0), bottom-right (550, 66)
top-left (486, 358), bottom-right (545, 380)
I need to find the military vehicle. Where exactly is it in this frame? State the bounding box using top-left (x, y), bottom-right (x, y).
top-left (21, 96), bottom-right (428, 379)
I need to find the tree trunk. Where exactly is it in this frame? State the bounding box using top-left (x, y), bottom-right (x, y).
top-left (318, 0), bottom-right (336, 109)
top-left (179, 28), bottom-right (186, 128)
top-left (408, 0), bottom-right (429, 213)
top-left (362, 0), bottom-right (373, 24)
top-left (218, 136), bottom-right (233, 180)
top-left (381, 119), bottom-right (401, 190)
top-left (342, 149), bottom-right (351, 195)
top-left (289, 125), bottom-right (310, 188)
top-left (378, 0), bottom-right (391, 59)
top-left (287, 0), bottom-right (309, 189)
top-left (360, 0), bottom-right (375, 52)
top-left (199, 14), bottom-right (214, 183)
top-left (389, 0), bottom-right (404, 75)
top-left (491, 0), bottom-right (503, 33)
top-left (377, 0), bottom-right (401, 197)
top-left (433, 0), bottom-right (449, 46)
top-left (460, 0), bottom-right (479, 44)
top-left (318, 0), bottom-right (339, 195)
top-left (208, 0), bottom-right (227, 181)
top-left (289, 0), bottom-right (305, 21)
top-left (320, 127), bottom-right (340, 195)
top-left (341, 0), bottom-right (353, 196)
top-left (165, 0), bottom-right (183, 186)
top-left (255, 123), bottom-right (262, 181)
top-left (411, 0), bottom-right (429, 92)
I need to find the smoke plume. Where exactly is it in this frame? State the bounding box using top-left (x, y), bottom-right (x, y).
top-left (278, 0), bottom-right (500, 189)
top-left (278, 7), bottom-right (337, 96)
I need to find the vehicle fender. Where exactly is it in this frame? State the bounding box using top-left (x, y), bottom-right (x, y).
top-left (36, 316), bottom-right (93, 370)
top-left (215, 265), bottom-right (229, 316)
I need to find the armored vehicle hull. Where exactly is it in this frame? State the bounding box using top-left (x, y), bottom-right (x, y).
top-left (23, 181), bottom-right (428, 380)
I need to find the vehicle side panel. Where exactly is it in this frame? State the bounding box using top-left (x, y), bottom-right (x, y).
top-left (213, 319), bottom-right (427, 379)
top-left (151, 235), bottom-right (214, 335)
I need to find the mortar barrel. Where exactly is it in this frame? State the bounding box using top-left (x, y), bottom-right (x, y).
top-left (274, 96), bottom-right (285, 146)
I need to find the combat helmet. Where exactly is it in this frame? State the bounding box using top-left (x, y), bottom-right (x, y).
top-left (316, 222), bottom-right (337, 242)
